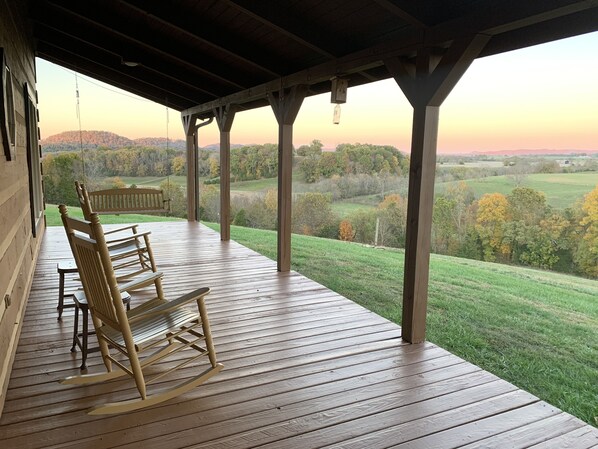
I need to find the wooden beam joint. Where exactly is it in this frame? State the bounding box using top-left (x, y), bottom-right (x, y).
top-left (385, 34), bottom-right (490, 107)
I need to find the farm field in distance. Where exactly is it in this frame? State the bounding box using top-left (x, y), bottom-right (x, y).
top-left (438, 171), bottom-right (598, 210)
top-left (115, 170), bottom-right (596, 215)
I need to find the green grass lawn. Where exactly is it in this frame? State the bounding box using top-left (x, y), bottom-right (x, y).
top-left (230, 177), bottom-right (279, 192)
top-left (206, 222), bottom-right (598, 427)
top-left (330, 201), bottom-right (377, 217)
top-left (45, 204), bottom-right (183, 227)
top-left (118, 176), bottom-right (189, 188)
top-left (439, 171), bottom-right (598, 209)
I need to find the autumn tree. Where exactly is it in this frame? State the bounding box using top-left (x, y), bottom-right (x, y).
top-left (160, 180), bottom-right (186, 218)
top-left (319, 152), bottom-right (342, 178)
top-left (521, 213), bottom-right (569, 269)
top-left (42, 152), bottom-right (84, 206)
top-left (347, 209), bottom-right (377, 245)
top-left (299, 155), bottom-right (321, 183)
top-left (339, 220), bottom-right (354, 241)
top-left (475, 193), bottom-right (509, 261)
top-left (209, 156), bottom-right (220, 178)
top-left (199, 184), bottom-right (220, 222)
top-left (432, 182), bottom-right (476, 254)
top-left (171, 155), bottom-right (186, 175)
top-left (376, 194), bottom-right (407, 248)
top-left (292, 192), bottom-right (338, 237)
top-left (574, 185), bottom-right (598, 277)
top-left (296, 139), bottom-right (323, 157)
top-left (507, 187), bottom-right (547, 225)
top-left (503, 187), bottom-right (553, 265)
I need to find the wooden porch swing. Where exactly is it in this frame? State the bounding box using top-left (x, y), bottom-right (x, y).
top-left (76, 180), bottom-right (171, 216)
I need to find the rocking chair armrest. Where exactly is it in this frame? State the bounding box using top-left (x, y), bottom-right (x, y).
top-left (104, 224), bottom-right (139, 235)
top-left (105, 230), bottom-right (152, 245)
top-left (128, 287), bottom-right (210, 323)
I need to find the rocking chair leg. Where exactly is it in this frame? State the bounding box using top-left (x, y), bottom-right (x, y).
top-left (71, 302), bottom-right (79, 353)
top-left (80, 305), bottom-right (89, 370)
top-left (198, 297), bottom-right (217, 367)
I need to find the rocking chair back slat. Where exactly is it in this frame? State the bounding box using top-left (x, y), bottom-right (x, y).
top-left (72, 237), bottom-right (121, 327)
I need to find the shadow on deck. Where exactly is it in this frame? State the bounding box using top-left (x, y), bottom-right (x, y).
top-left (1, 222), bottom-right (596, 448)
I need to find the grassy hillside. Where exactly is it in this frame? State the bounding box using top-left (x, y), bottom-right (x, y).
top-left (206, 223), bottom-right (597, 426)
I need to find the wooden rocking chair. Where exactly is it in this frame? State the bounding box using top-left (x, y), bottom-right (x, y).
top-left (59, 211), bottom-right (222, 415)
top-left (60, 205), bottom-right (164, 299)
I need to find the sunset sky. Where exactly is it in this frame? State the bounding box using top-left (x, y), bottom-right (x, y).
top-left (36, 31), bottom-right (598, 154)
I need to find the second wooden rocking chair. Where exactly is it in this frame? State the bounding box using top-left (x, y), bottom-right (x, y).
top-left (59, 210), bottom-right (223, 415)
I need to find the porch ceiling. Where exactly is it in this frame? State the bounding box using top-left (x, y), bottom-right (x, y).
top-left (29, 0), bottom-right (598, 114)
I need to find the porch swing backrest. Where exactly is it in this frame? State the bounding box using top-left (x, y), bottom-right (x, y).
top-left (76, 181), bottom-right (170, 216)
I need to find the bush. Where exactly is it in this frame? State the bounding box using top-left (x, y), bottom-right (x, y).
top-left (292, 192), bottom-right (338, 237)
top-left (339, 220), bottom-right (354, 241)
top-left (233, 208), bottom-right (248, 226)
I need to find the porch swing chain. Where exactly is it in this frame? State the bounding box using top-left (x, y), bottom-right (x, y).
top-left (165, 102), bottom-right (171, 212)
top-left (75, 73), bottom-right (86, 183)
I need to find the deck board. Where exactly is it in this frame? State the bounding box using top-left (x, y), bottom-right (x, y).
top-left (1, 222), bottom-right (596, 448)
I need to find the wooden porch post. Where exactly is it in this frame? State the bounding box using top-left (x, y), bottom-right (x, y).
top-left (268, 85), bottom-right (307, 272)
top-left (385, 34), bottom-right (489, 343)
top-left (183, 115), bottom-right (214, 222)
top-left (183, 115), bottom-right (198, 222)
top-left (214, 105), bottom-right (238, 241)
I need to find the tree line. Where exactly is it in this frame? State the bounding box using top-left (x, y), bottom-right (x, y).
top-left (41, 143), bottom-right (597, 278)
top-left (205, 183), bottom-right (596, 278)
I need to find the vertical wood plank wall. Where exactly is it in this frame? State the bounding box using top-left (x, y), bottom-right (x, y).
top-left (0, 1), bottom-right (44, 416)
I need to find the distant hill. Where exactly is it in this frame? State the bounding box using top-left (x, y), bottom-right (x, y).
top-left (132, 137), bottom-right (186, 150)
top-left (473, 148), bottom-right (598, 156)
top-left (41, 130), bottom-right (186, 152)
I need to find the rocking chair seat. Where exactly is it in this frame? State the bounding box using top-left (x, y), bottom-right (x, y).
top-left (103, 308), bottom-right (198, 348)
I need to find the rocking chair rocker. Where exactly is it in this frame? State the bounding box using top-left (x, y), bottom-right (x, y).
top-left (59, 209), bottom-right (222, 415)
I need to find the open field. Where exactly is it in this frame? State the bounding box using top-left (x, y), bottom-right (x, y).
top-left (109, 170), bottom-right (597, 219)
top-left (439, 171), bottom-right (598, 209)
top-left (231, 177), bottom-right (279, 192)
top-left (205, 222), bottom-right (598, 426)
top-left (330, 201), bottom-right (376, 217)
top-left (118, 175), bottom-right (188, 187)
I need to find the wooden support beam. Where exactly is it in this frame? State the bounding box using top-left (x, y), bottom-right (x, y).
top-left (183, 115), bottom-right (198, 222)
top-left (268, 85), bottom-right (307, 272)
top-left (385, 35), bottom-right (489, 343)
top-left (214, 105), bottom-right (238, 241)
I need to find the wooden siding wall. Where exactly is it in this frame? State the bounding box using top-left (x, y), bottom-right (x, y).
top-left (0, 1), bottom-right (44, 417)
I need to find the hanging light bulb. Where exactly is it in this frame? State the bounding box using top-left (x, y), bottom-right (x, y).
top-left (333, 104), bottom-right (341, 124)
top-left (330, 77), bottom-right (348, 125)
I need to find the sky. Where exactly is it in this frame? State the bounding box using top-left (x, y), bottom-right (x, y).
top-left (35, 31), bottom-right (598, 154)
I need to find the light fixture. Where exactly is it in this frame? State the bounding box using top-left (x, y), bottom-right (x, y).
top-left (121, 57), bottom-right (140, 67)
top-left (331, 77), bottom-right (348, 124)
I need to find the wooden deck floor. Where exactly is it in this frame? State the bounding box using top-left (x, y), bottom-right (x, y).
top-left (1, 222), bottom-right (597, 448)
